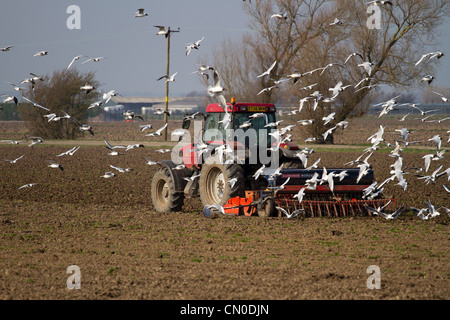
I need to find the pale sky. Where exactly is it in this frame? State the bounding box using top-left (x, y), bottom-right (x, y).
top-left (1, 1), bottom-right (449, 98)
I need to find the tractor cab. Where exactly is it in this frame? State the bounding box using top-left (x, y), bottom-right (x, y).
top-left (203, 100), bottom-right (277, 147)
top-left (181, 98), bottom-right (300, 168)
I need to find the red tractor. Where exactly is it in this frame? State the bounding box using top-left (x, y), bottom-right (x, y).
top-left (151, 99), bottom-right (390, 217)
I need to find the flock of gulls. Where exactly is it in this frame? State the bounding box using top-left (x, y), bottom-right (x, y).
top-left (1, 4), bottom-right (450, 220)
top-left (208, 1), bottom-right (450, 219)
top-left (0, 8), bottom-right (209, 189)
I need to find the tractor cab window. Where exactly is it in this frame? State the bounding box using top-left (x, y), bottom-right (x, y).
top-left (233, 113), bottom-right (276, 147)
top-left (204, 113), bottom-right (227, 142)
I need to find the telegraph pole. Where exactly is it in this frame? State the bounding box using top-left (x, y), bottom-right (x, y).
top-left (161, 26), bottom-right (180, 141)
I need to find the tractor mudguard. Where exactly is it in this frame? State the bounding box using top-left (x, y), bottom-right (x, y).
top-left (157, 160), bottom-right (192, 193)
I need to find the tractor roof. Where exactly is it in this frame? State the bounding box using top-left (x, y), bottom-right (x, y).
top-left (206, 102), bottom-right (276, 113)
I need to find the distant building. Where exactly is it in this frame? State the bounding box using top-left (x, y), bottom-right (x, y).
top-left (101, 96), bottom-right (209, 121)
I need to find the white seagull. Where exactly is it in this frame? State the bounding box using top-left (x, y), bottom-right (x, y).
top-left (415, 51), bottom-right (445, 66)
top-left (27, 136), bottom-right (43, 147)
top-left (377, 205), bottom-right (405, 220)
top-left (66, 55), bottom-right (86, 69)
top-left (1, 95), bottom-right (18, 106)
top-left (186, 37), bottom-right (204, 56)
top-left (154, 25), bottom-right (169, 37)
top-left (344, 52), bottom-right (363, 64)
top-left (276, 207), bottom-right (304, 219)
top-left (420, 75), bottom-right (435, 84)
top-left (46, 160), bottom-right (64, 171)
top-left (18, 183), bottom-right (39, 190)
top-left (293, 187), bottom-right (307, 203)
top-left (363, 199), bottom-right (392, 216)
top-left (184, 173), bottom-right (201, 182)
top-left (100, 172), bottom-right (116, 179)
top-left (56, 146), bottom-right (80, 157)
top-left (428, 134), bottom-right (441, 150)
top-left (257, 61), bottom-right (277, 78)
top-left (431, 91), bottom-right (449, 102)
top-left (33, 51), bottom-right (48, 57)
top-left (322, 112), bottom-right (336, 125)
top-left (135, 8), bottom-right (148, 18)
top-left (82, 57), bottom-right (106, 64)
top-left (22, 97), bottom-right (51, 112)
top-left (253, 164), bottom-right (266, 180)
top-left (1, 45), bottom-right (14, 52)
top-left (3, 154), bottom-right (24, 164)
top-left (358, 61), bottom-right (374, 76)
top-left (110, 165), bottom-right (132, 173)
top-left (145, 123), bottom-right (168, 137)
top-left (157, 72), bottom-right (178, 82)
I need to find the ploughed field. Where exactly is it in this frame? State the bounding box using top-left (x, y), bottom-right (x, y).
top-left (0, 118), bottom-right (449, 300)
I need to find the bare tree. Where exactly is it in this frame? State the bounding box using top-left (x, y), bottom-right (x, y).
top-left (202, 0), bottom-right (449, 143)
top-left (18, 69), bottom-right (100, 139)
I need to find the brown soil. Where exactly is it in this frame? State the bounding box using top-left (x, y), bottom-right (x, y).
top-left (0, 142), bottom-right (448, 300)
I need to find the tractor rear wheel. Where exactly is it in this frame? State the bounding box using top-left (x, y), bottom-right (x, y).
top-left (199, 162), bottom-right (245, 207)
top-left (151, 166), bottom-right (184, 213)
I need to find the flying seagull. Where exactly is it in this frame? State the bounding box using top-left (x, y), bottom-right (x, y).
top-left (1, 95), bottom-right (18, 106)
top-left (66, 55), bottom-right (86, 69)
top-left (270, 13), bottom-right (288, 21)
top-left (82, 57), bottom-right (106, 64)
top-left (363, 199), bottom-right (392, 216)
top-left (409, 103), bottom-right (438, 116)
top-left (134, 8), bottom-right (148, 18)
top-left (377, 205), bottom-right (405, 220)
top-left (33, 51), bottom-right (48, 57)
top-left (71, 118), bottom-right (94, 135)
top-left (420, 75), bottom-right (435, 84)
top-left (431, 91), bottom-right (449, 102)
top-left (358, 61), bottom-right (374, 76)
top-left (415, 51), bottom-right (445, 66)
top-left (276, 207), bottom-right (304, 219)
top-left (3, 154), bottom-right (24, 164)
top-left (293, 187), bottom-right (307, 203)
top-left (366, 1), bottom-right (393, 5)
top-left (110, 165), bottom-right (132, 173)
top-left (145, 123), bottom-right (168, 137)
top-left (46, 160), bottom-right (64, 171)
top-left (157, 72), bottom-right (178, 82)
top-left (80, 83), bottom-right (95, 94)
top-left (344, 52), bottom-right (363, 64)
top-left (123, 110), bottom-right (144, 121)
top-left (184, 173), bottom-right (201, 182)
top-left (100, 172), bottom-right (116, 179)
top-left (329, 17), bottom-right (343, 26)
top-left (257, 61), bottom-right (277, 78)
top-left (56, 146), bottom-right (80, 157)
top-left (186, 37), bottom-right (204, 56)
top-left (153, 108), bottom-right (171, 117)
top-left (18, 183), bottom-right (39, 190)
top-left (22, 96), bottom-right (51, 112)
top-left (1, 45), bottom-right (14, 52)
top-left (154, 25), bottom-right (169, 37)
top-left (27, 136), bottom-right (43, 147)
